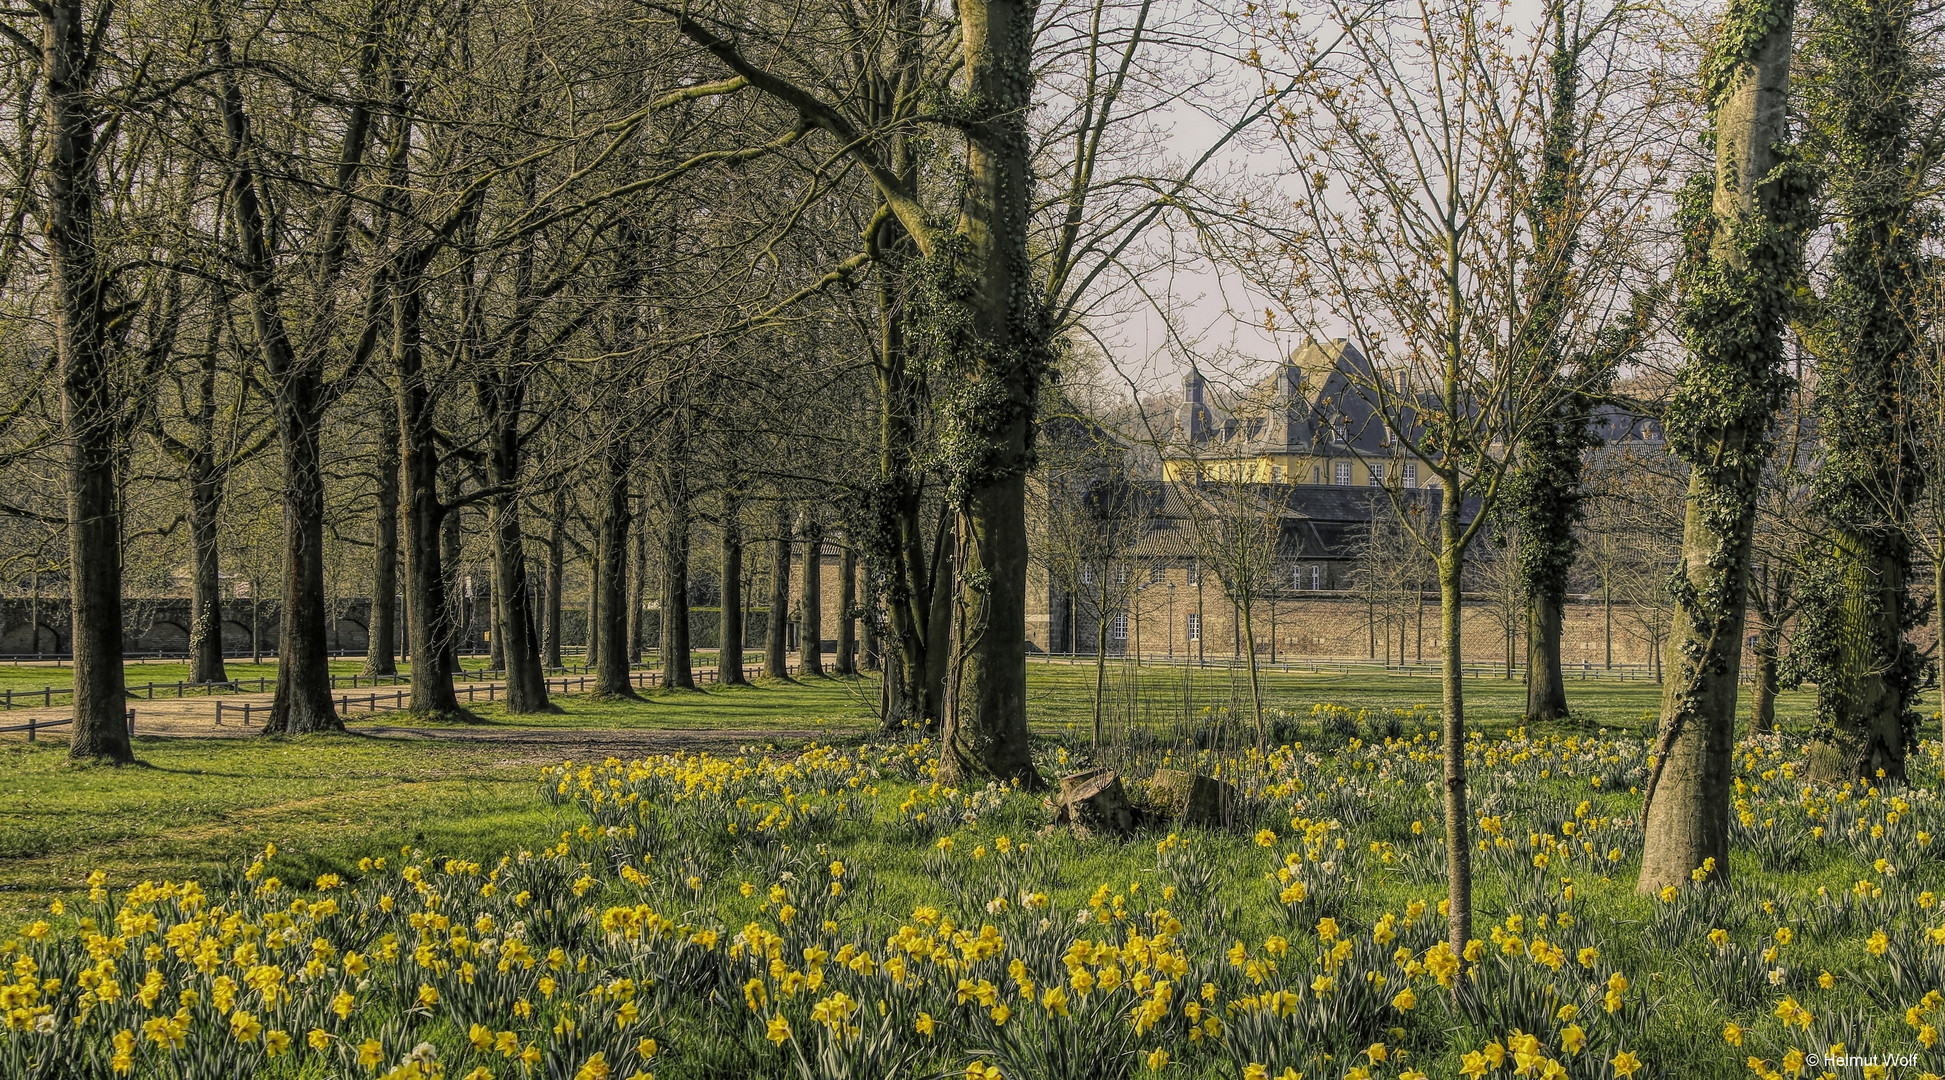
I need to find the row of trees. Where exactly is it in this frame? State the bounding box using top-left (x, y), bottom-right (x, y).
top-left (3, 0), bottom-right (1295, 786)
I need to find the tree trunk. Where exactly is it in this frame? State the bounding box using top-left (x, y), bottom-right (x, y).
top-left (1437, 517), bottom-right (1473, 962)
top-left (799, 519), bottom-right (824, 676)
top-left (835, 535), bottom-right (858, 675)
top-left (764, 506), bottom-right (792, 679)
top-left (595, 444), bottom-right (636, 698)
top-left (363, 403), bottom-right (399, 677)
top-left (441, 493), bottom-right (465, 674)
top-left (925, 545), bottom-right (953, 725)
top-left (629, 503), bottom-right (648, 666)
top-left (486, 449), bottom-right (547, 713)
top-left (543, 489), bottom-right (564, 669)
top-left (942, 475), bottom-right (1039, 787)
top-left (44, 0), bottom-right (129, 761)
top-left (861, 567), bottom-right (881, 672)
top-left (1637, 0), bottom-right (1801, 893)
top-left (1093, 609), bottom-right (1109, 749)
top-left (187, 468), bottom-right (229, 685)
top-left (1750, 619), bottom-right (1780, 733)
top-left (720, 508), bottom-right (746, 685)
top-left (1526, 592), bottom-right (1569, 720)
top-left (586, 530), bottom-right (601, 672)
top-left (661, 480), bottom-right (694, 689)
top-left (1797, 0), bottom-right (1924, 782)
top-left (1241, 599), bottom-right (1264, 750)
top-left (1603, 580), bottom-right (1613, 669)
top-left (925, 0), bottom-right (1045, 790)
top-left (397, 286), bottom-right (463, 719)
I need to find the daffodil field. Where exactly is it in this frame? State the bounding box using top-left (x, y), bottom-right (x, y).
top-left (7, 720), bottom-right (1945, 1080)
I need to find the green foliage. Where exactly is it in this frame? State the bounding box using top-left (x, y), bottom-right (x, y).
top-left (1662, 112), bottom-right (1815, 717)
top-left (1702, 0), bottom-right (1800, 108)
top-left (1784, 0), bottom-right (1931, 762)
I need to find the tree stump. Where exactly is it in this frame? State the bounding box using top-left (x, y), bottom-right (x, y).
top-left (1148, 769), bottom-right (1238, 829)
top-left (1054, 768), bottom-right (1134, 836)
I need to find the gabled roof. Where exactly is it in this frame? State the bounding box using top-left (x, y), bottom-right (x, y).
top-left (1175, 340), bottom-right (1408, 458)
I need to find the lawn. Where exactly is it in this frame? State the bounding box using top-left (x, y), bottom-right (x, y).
top-left (0, 666), bottom-right (1923, 1079)
top-left (0, 737), bottom-right (547, 926)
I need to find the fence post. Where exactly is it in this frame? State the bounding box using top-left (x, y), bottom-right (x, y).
top-left (26, 714), bottom-right (33, 742)
top-left (126, 709), bottom-right (134, 739)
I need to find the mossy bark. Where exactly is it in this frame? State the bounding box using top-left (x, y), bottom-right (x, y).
top-left (1637, 0), bottom-right (1803, 893)
top-left (1796, 0), bottom-right (1924, 782)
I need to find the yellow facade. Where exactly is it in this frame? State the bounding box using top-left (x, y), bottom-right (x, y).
top-left (1161, 453), bottom-right (1406, 488)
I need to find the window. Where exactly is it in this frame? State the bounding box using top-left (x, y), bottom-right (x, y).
top-left (1186, 613), bottom-right (1201, 641)
top-left (1149, 563), bottom-right (1164, 584)
top-left (1187, 561), bottom-right (1200, 585)
top-left (1311, 566), bottom-right (1323, 590)
top-left (1110, 612), bottom-right (1128, 641)
top-left (1293, 566), bottom-right (1306, 589)
top-left (1403, 462), bottom-right (1418, 488)
top-left (1311, 465), bottom-right (1321, 484)
top-left (1368, 465), bottom-right (1384, 487)
top-left (1334, 461), bottom-right (1352, 486)
top-left (1272, 465), bottom-right (1285, 482)
top-left (1081, 565), bottom-right (1094, 585)
top-left (1115, 565), bottom-right (1128, 584)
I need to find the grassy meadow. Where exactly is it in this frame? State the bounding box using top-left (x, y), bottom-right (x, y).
top-left (0, 660), bottom-right (1930, 1079)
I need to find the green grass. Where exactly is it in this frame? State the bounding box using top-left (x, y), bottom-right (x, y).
top-left (6, 711), bottom-right (1937, 1078)
top-left (403, 675), bottom-right (885, 732)
top-left (1022, 657), bottom-right (1830, 737)
top-left (0, 663), bottom-right (1837, 931)
top-left (0, 661), bottom-right (1831, 931)
top-left (0, 736), bottom-right (548, 925)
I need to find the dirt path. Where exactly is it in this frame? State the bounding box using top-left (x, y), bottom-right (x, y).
top-left (0, 680), bottom-right (510, 740)
top-left (0, 664), bottom-right (775, 742)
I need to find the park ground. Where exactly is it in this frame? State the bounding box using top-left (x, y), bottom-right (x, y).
top-left (6, 659), bottom-right (1934, 1079)
top-left (0, 657), bottom-right (1816, 925)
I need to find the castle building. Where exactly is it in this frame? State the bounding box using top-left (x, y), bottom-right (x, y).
top-left (1162, 339), bottom-right (1439, 491)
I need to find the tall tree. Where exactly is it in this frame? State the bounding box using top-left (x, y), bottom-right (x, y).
top-left (363, 397), bottom-right (401, 676)
top-left (152, 282), bottom-right (269, 686)
top-left (1234, 0), bottom-right (1666, 956)
top-left (1638, 0), bottom-right (1811, 892)
top-left (214, 18), bottom-right (390, 734)
top-left (1788, 0), bottom-right (1929, 780)
top-left (35, 0), bottom-right (129, 760)
top-left (1504, 1), bottom-right (1659, 722)
top-left (656, 447), bottom-right (695, 690)
top-left (665, 0), bottom-right (1049, 786)
top-left (718, 494), bottom-right (746, 684)
top-left (834, 530), bottom-right (859, 676)
top-left (798, 513), bottom-right (824, 676)
top-left (764, 505), bottom-right (791, 679)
